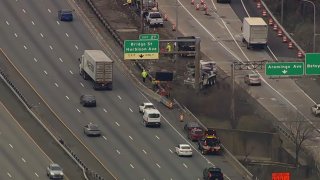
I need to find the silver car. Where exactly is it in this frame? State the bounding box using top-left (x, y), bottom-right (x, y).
top-left (84, 123), bottom-right (101, 136)
top-left (47, 163), bottom-right (64, 179)
top-left (244, 73), bottom-right (261, 86)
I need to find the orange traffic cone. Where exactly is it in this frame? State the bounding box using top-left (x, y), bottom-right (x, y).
top-left (288, 42), bottom-right (293, 49)
top-left (164, 14), bottom-right (168, 21)
top-left (297, 51), bottom-right (303, 58)
top-left (196, 3), bottom-right (200, 10)
top-left (282, 36), bottom-right (287, 43)
top-left (172, 24), bottom-right (176, 31)
top-left (191, 0), bottom-right (195, 5)
top-left (268, 18), bottom-right (273, 26)
top-left (262, 9), bottom-right (267, 16)
top-left (277, 29), bottom-right (282, 36)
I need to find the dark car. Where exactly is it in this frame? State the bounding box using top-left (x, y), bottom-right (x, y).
top-left (203, 167), bottom-right (224, 180)
top-left (84, 123), bottom-right (101, 136)
top-left (58, 10), bottom-right (73, 21)
top-left (217, 0), bottom-right (231, 3)
top-left (198, 135), bottom-right (222, 155)
top-left (80, 95), bottom-right (96, 107)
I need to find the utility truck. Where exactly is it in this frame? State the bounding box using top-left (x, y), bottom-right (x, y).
top-left (79, 50), bottom-right (113, 90)
top-left (242, 17), bottom-right (268, 49)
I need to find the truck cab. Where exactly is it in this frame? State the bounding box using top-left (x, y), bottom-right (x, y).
top-left (143, 108), bottom-right (161, 127)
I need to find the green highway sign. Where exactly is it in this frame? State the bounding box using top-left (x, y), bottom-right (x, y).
top-left (139, 34), bottom-right (159, 40)
top-left (124, 40), bottom-right (159, 60)
top-left (305, 53), bottom-right (320, 75)
top-left (265, 62), bottom-right (304, 76)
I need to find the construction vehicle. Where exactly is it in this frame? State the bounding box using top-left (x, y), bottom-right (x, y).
top-left (242, 17), bottom-right (268, 49)
top-left (184, 60), bottom-right (217, 89)
top-left (79, 50), bottom-right (113, 90)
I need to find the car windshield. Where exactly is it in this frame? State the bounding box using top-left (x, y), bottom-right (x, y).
top-left (181, 146), bottom-right (190, 149)
top-left (149, 113), bottom-right (160, 118)
top-left (208, 168), bottom-right (221, 173)
top-left (89, 125), bottom-right (99, 130)
top-left (194, 129), bottom-right (203, 135)
top-left (206, 138), bottom-right (220, 146)
top-left (250, 74), bottom-right (259, 78)
top-left (187, 122), bottom-right (200, 128)
top-left (84, 95), bottom-right (95, 100)
top-left (150, 13), bottom-right (161, 18)
top-left (51, 166), bottom-right (62, 171)
top-left (145, 105), bottom-right (154, 109)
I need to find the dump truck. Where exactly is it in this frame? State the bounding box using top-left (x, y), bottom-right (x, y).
top-left (242, 17), bottom-right (268, 49)
top-left (79, 50), bottom-right (113, 90)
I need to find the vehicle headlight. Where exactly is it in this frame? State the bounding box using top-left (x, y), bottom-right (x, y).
top-left (50, 172), bottom-right (54, 175)
top-left (60, 172), bottom-right (64, 175)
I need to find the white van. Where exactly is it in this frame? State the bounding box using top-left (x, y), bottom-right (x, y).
top-left (143, 109), bottom-right (161, 127)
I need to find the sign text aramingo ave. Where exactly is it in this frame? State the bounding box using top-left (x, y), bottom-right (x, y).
top-left (265, 62), bottom-right (304, 76)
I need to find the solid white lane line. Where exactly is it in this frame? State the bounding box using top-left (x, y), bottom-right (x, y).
top-left (40, 33), bottom-right (44, 38)
top-left (129, 108), bottom-right (133, 112)
top-left (69, 70), bottom-right (73, 75)
top-left (9, 144), bottom-right (13, 148)
top-left (65, 33), bottom-right (69, 37)
top-left (59, 58), bottom-right (63, 62)
top-left (77, 109), bottom-right (80, 112)
top-left (117, 95), bottom-right (122, 100)
top-left (31, 21), bottom-right (35, 25)
top-left (65, 96), bottom-right (69, 100)
top-left (129, 136), bottom-right (133, 140)
top-left (103, 136), bottom-right (107, 140)
top-left (33, 58), bottom-right (38, 62)
top-left (116, 150), bottom-right (120, 154)
top-left (6, 21), bottom-right (10, 25)
top-left (183, 163), bottom-right (188, 168)
top-left (156, 163), bottom-right (161, 168)
top-left (43, 70), bottom-right (48, 75)
top-left (103, 108), bottom-right (107, 112)
top-left (115, 122), bottom-right (120, 126)
top-left (54, 83), bottom-right (59, 87)
top-left (23, 45), bottom-right (27, 50)
top-left (48, 9), bottom-right (51, 13)
top-left (130, 164), bottom-right (134, 168)
top-left (21, 157), bottom-right (26, 163)
top-left (34, 172), bottom-right (39, 177)
top-left (14, 33), bottom-right (18, 37)
top-left (155, 135), bottom-right (160, 140)
top-left (80, 82), bottom-right (84, 87)
top-left (142, 149), bottom-right (147, 154)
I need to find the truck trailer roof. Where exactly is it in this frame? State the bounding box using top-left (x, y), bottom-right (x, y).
top-left (84, 50), bottom-right (113, 63)
top-left (243, 17), bottom-right (267, 26)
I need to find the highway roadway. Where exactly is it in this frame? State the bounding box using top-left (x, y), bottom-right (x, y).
top-left (0, 0), bottom-right (245, 179)
top-left (157, 0), bottom-right (320, 171)
top-left (0, 102), bottom-right (52, 179)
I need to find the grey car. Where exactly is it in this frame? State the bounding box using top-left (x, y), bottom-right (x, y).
top-left (80, 94), bottom-right (96, 107)
top-left (244, 73), bottom-right (261, 86)
top-left (84, 123), bottom-right (101, 136)
top-left (47, 163), bottom-right (64, 179)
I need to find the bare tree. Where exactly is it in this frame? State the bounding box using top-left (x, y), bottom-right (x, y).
top-left (288, 115), bottom-right (315, 167)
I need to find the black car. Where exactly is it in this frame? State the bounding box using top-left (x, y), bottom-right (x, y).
top-left (58, 10), bottom-right (73, 21)
top-left (80, 95), bottom-right (96, 107)
top-left (217, 0), bottom-right (231, 3)
top-left (203, 167), bottom-right (224, 180)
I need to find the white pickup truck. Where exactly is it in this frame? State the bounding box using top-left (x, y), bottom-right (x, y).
top-left (311, 104), bottom-right (320, 116)
top-left (139, 102), bottom-right (155, 113)
top-left (146, 11), bottom-right (164, 27)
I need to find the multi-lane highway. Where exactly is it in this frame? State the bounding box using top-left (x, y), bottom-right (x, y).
top-left (0, 0), bottom-right (246, 179)
top-left (0, 101), bottom-right (52, 179)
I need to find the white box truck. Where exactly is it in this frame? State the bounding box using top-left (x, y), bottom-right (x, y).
top-left (242, 17), bottom-right (268, 49)
top-left (79, 50), bottom-right (113, 90)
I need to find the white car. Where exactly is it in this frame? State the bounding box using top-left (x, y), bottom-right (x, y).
top-left (311, 104), bottom-right (320, 116)
top-left (175, 144), bottom-right (193, 157)
top-left (139, 102), bottom-right (155, 113)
